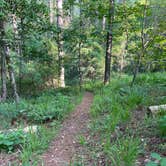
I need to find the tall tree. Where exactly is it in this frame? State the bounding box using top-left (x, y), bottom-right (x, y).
top-left (104, 0), bottom-right (115, 84)
top-left (57, 0), bottom-right (65, 87)
top-left (0, 19), bottom-right (7, 101)
top-left (0, 16), bottom-right (19, 102)
top-left (49, 0), bottom-right (55, 24)
top-left (5, 46), bottom-right (19, 103)
top-left (78, 0), bottom-right (83, 90)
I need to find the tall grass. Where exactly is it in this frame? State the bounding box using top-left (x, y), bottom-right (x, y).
top-left (88, 72), bottom-right (166, 165)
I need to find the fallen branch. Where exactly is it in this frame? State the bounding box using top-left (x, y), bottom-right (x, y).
top-left (0, 125), bottom-right (38, 134)
top-left (147, 104), bottom-right (166, 116)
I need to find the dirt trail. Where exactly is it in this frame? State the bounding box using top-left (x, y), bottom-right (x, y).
top-left (41, 92), bottom-right (93, 166)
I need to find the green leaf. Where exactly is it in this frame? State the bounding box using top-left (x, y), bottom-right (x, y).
top-left (151, 153), bottom-right (161, 160)
top-left (161, 158), bottom-right (166, 166)
top-left (3, 141), bottom-right (13, 146)
top-left (145, 161), bottom-right (158, 166)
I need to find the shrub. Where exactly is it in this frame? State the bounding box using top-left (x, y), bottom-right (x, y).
top-left (0, 92), bottom-right (74, 124)
top-left (0, 130), bottom-right (26, 152)
top-left (25, 93), bottom-right (73, 123)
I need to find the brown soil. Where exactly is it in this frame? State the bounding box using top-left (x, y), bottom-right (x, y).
top-left (41, 92), bottom-right (93, 166)
top-left (0, 152), bottom-right (20, 166)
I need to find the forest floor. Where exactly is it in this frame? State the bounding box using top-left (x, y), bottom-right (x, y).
top-left (41, 92), bottom-right (93, 166)
top-left (0, 73), bottom-right (165, 166)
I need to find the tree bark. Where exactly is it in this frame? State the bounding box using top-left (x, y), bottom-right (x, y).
top-left (19, 17), bottom-right (24, 93)
top-left (104, 0), bottom-right (114, 85)
top-left (0, 20), bottom-right (7, 102)
top-left (49, 0), bottom-right (55, 24)
top-left (5, 46), bottom-right (19, 103)
top-left (78, 0), bottom-right (83, 91)
top-left (57, 0), bottom-right (65, 87)
top-left (102, 16), bottom-right (106, 31)
top-left (0, 12), bottom-right (19, 103)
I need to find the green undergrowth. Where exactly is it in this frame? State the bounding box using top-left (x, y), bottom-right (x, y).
top-left (0, 87), bottom-right (82, 129)
top-left (76, 72), bottom-right (166, 166)
top-left (0, 87), bottom-right (83, 165)
top-left (20, 125), bottom-right (59, 165)
top-left (0, 130), bottom-right (26, 152)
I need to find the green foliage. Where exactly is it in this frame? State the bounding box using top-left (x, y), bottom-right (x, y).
top-left (26, 93), bottom-right (73, 123)
top-left (0, 0), bottom-right (166, 164)
top-left (158, 116), bottom-right (166, 137)
top-left (0, 88), bottom-right (82, 164)
top-left (83, 81), bottom-right (103, 93)
top-left (90, 75), bottom-right (148, 134)
top-left (0, 130), bottom-right (26, 152)
top-left (76, 135), bottom-right (87, 146)
top-left (135, 72), bottom-right (166, 85)
top-left (20, 126), bottom-right (58, 165)
top-left (1, 0), bottom-right (165, 95)
top-left (104, 137), bottom-right (140, 166)
top-left (0, 125), bottom-right (59, 163)
top-left (146, 153), bottom-right (166, 166)
top-left (88, 72), bottom-right (166, 165)
top-left (0, 90), bottom-right (80, 129)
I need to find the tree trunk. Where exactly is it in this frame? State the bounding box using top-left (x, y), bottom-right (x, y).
top-left (0, 20), bottom-right (7, 102)
top-left (0, 16), bottom-right (19, 103)
top-left (0, 50), bottom-right (7, 102)
top-left (78, 0), bottom-right (83, 91)
top-left (102, 16), bottom-right (106, 30)
top-left (11, 14), bottom-right (20, 58)
top-left (57, 0), bottom-right (65, 87)
top-left (104, 0), bottom-right (114, 85)
top-left (19, 17), bottom-right (24, 93)
top-left (78, 42), bottom-right (82, 90)
top-left (49, 0), bottom-right (55, 24)
top-left (5, 46), bottom-right (19, 103)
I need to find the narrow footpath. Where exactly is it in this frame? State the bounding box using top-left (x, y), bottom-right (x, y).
top-left (42, 92), bottom-right (93, 166)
